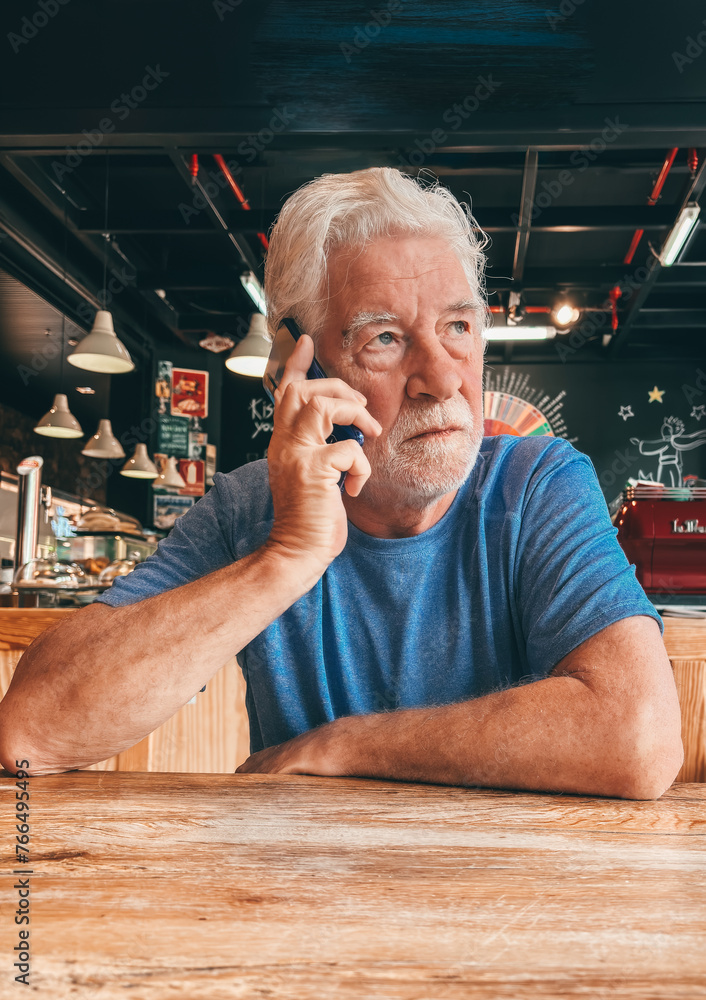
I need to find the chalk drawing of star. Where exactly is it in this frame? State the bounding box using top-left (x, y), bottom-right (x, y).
top-left (648, 385), bottom-right (665, 403)
top-left (692, 404), bottom-right (706, 421)
top-left (618, 405), bottom-right (634, 421)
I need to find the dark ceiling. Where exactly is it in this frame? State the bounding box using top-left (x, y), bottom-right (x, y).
top-left (0, 0), bottom-right (705, 376)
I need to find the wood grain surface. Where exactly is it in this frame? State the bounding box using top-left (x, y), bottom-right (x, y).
top-left (0, 771), bottom-right (704, 999)
top-left (0, 609), bottom-right (75, 650)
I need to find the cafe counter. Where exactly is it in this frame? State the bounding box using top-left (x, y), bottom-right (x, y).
top-left (0, 608), bottom-right (704, 780)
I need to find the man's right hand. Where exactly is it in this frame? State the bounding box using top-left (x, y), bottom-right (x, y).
top-left (265, 333), bottom-right (382, 573)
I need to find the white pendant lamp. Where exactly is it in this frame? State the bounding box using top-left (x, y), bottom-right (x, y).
top-left (120, 443), bottom-right (159, 479)
top-left (34, 393), bottom-right (83, 439)
top-left (67, 310), bottom-right (134, 374)
top-left (81, 419), bottom-right (125, 459)
top-left (68, 154), bottom-right (134, 375)
top-left (35, 198), bottom-right (83, 439)
top-left (225, 313), bottom-right (270, 377)
top-left (152, 456), bottom-right (186, 490)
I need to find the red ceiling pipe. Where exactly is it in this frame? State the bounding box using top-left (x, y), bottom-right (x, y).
top-left (189, 154), bottom-right (199, 185)
top-left (489, 305), bottom-right (550, 315)
top-left (623, 228), bottom-right (644, 266)
top-left (213, 154), bottom-right (270, 249)
top-left (213, 154), bottom-right (251, 210)
top-left (623, 146), bottom-right (679, 265)
top-left (647, 147), bottom-right (678, 205)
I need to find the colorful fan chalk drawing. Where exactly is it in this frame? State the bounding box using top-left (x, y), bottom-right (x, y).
top-left (483, 369), bottom-right (575, 442)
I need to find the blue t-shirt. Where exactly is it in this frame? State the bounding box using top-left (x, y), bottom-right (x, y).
top-left (97, 435), bottom-right (662, 753)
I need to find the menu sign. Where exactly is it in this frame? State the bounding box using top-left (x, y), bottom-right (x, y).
top-left (157, 415), bottom-right (190, 457)
top-left (171, 368), bottom-right (209, 419)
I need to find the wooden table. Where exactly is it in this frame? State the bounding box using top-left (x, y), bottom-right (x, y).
top-left (1, 771), bottom-right (704, 998)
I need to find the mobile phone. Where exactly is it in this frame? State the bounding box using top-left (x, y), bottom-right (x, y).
top-left (263, 317), bottom-right (365, 449)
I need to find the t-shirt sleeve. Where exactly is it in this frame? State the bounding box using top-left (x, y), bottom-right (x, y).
top-left (514, 439), bottom-right (663, 678)
top-left (95, 471), bottom-right (236, 608)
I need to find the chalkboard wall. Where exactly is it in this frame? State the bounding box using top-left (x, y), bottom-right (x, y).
top-left (221, 360), bottom-right (706, 503)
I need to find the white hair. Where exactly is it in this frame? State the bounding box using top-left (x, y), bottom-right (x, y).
top-left (263, 167), bottom-right (491, 344)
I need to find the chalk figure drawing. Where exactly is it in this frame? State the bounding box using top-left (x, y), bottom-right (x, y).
top-left (630, 416), bottom-right (706, 486)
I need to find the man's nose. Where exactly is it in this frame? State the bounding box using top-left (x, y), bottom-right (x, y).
top-left (405, 337), bottom-right (464, 400)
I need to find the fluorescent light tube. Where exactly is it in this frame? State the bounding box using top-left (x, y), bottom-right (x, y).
top-left (661, 203), bottom-right (701, 266)
top-left (485, 327), bottom-right (555, 341)
top-left (240, 271), bottom-right (267, 314)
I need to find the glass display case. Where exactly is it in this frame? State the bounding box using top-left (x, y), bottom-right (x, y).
top-left (54, 505), bottom-right (157, 585)
top-left (1, 474), bottom-right (159, 607)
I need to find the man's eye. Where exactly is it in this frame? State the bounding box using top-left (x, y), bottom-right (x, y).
top-left (449, 320), bottom-right (470, 335)
top-left (374, 331), bottom-right (395, 346)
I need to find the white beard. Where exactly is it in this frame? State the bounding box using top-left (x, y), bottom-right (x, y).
top-left (362, 395), bottom-right (483, 507)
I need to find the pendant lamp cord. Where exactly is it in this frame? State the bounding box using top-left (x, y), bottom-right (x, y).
top-left (60, 195), bottom-right (68, 392)
top-left (102, 151), bottom-right (110, 302)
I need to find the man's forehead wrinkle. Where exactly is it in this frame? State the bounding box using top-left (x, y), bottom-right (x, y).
top-left (342, 262), bottom-right (460, 288)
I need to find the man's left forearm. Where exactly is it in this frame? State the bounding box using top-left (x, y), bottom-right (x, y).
top-left (320, 671), bottom-right (675, 799)
top-left (236, 618), bottom-right (683, 799)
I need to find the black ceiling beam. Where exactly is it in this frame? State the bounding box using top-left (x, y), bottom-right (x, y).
top-left (77, 210), bottom-right (266, 235)
top-left (137, 268), bottom-right (245, 291)
top-left (486, 264), bottom-right (706, 293)
top-left (479, 205), bottom-right (676, 233)
top-left (610, 153), bottom-right (706, 357)
top-left (653, 264), bottom-right (706, 287)
top-left (75, 205), bottom-right (679, 236)
top-left (637, 293), bottom-right (706, 311)
top-left (631, 311), bottom-right (706, 329)
top-left (1, 104), bottom-right (706, 147)
top-left (511, 149), bottom-right (538, 283)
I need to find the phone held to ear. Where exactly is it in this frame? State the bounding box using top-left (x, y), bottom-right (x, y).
top-left (263, 317), bottom-right (365, 449)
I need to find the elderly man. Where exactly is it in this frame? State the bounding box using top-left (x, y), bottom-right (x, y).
top-left (0, 168), bottom-right (683, 797)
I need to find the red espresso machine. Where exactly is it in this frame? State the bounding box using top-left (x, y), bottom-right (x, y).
top-left (615, 484), bottom-right (706, 603)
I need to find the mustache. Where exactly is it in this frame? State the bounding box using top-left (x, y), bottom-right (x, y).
top-left (388, 398), bottom-right (476, 444)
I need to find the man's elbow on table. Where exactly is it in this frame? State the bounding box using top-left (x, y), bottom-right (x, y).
top-left (609, 698), bottom-right (684, 801)
top-left (0, 712), bottom-right (73, 777)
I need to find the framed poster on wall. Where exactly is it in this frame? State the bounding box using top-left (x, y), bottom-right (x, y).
top-left (171, 368), bottom-right (209, 419)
